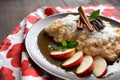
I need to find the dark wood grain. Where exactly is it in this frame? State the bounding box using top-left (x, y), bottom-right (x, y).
top-left (0, 0), bottom-right (120, 43)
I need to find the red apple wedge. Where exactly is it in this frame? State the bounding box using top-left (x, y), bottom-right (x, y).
top-left (93, 56), bottom-right (107, 78)
top-left (62, 51), bottom-right (83, 68)
top-left (50, 48), bottom-right (75, 59)
top-left (76, 55), bottom-right (94, 76)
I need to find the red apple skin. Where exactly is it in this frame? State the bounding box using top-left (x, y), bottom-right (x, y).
top-left (76, 61), bottom-right (94, 76)
top-left (93, 56), bottom-right (108, 78)
top-left (76, 56), bottom-right (94, 76)
top-left (97, 66), bottom-right (107, 78)
top-left (62, 51), bottom-right (83, 68)
top-left (50, 48), bottom-right (75, 59)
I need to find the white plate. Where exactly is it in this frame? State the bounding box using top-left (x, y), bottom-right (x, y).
top-left (25, 13), bottom-right (120, 80)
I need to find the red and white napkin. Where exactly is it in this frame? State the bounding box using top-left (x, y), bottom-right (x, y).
top-left (0, 4), bottom-right (120, 80)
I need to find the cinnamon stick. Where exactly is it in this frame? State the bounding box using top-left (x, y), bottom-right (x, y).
top-left (77, 17), bottom-right (83, 29)
top-left (78, 6), bottom-right (94, 32)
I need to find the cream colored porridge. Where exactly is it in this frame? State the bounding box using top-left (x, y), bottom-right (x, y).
top-left (44, 14), bottom-right (120, 62)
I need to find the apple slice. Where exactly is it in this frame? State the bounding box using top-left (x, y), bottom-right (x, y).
top-left (93, 56), bottom-right (107, 78)
top-left (76, 55), bottom-right (94, 76)
top-left (50, 48), bottom-right (75, 59)
top-left (62, 51), bottom-right (83, 68)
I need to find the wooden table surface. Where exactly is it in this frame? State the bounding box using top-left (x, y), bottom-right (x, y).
top-left (0, 0), bottom-right (120, 43)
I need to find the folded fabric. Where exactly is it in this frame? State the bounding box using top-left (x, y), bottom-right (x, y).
top-left (0, 4), bottom-right (120, 80)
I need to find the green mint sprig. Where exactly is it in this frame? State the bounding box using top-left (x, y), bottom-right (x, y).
top-left (89, 9), bottom-right (100, 21)
top-left (50, 40), bottom-right (78, 51)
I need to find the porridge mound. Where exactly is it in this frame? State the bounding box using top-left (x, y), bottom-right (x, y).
top-left (44, 14), bottom-right (120, 62)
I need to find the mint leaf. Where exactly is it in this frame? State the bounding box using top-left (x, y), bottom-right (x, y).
top-left (50, 40), bottom-right (78, 51)
top-left (61, 47), bottom-right (67, 51)
top-left (50, 44), bottom-right (62, 51)
top-left (89, 9), bottom-right (100, 21)
top-left (67, 41), bottom-right (78, 48)
top-left (50, 44), bottom-right (67, 51)
top-left (61, 40), bottom-right (67, 47)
